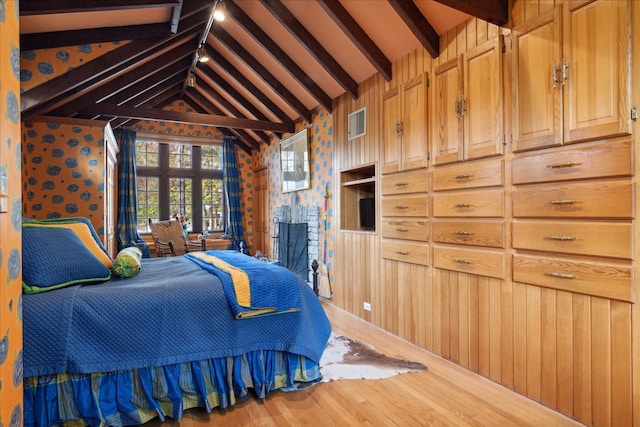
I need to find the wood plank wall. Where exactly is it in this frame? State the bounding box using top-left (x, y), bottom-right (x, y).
top-left (332, 1), bottom-right (639, 425)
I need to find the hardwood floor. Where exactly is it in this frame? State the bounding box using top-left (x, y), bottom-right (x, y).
top-left (147, 301), bottom-right (582, 426)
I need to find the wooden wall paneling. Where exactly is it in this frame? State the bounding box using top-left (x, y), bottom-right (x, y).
top-left (476, 20), bottom-right (488, 45)
top-left (489, 277), bottom-right (501, 383)
top-left (457, 272), bottom-right (470, 368)
top-left (556, 290), bottom-right (574, 417)
top-left (590, 297), bottom-right (611, 427)
top-left (424, 263), bottom-right (434, 352)
top-left (432, 269), bottom-right (443, 356)
top-left (572, 293), bottom-right (592, 425)
top-left (513, 282), bottom-right (528, 395)
top-left (540, 288), bottom-right (558, 408)
top-left (385, 259), bottom-right (399, 335)
top-left (500, 279), bottom-right (514, 389)
top-left (468, 273), bottom-right (480, 373)
top-left (610, 301), bottom-right (632, 427)
top-left (466, 18), bottom-right (477, 51)
top-left (526, 285), bottom-right (542, 402)
top-left (478, 276), bottom-right (490, 378)
top-left (449, 271), bottom-right (460, 364)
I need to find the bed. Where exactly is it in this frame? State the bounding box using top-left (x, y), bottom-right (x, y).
top-left (21, 218), bottom-right (331, 427)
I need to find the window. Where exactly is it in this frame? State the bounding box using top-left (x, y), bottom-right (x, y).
top-left (136, 138), bottom-right (225, 235)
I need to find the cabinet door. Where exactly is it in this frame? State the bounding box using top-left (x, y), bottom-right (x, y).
top-left (563, 0), bottom-right (630, 142)
top-left (433, 57), bottom-right (463, 165)
top-left (382, 88), bottom-right (401, 174)
top-left (512, 7), bottom-right (562, 152)
top-left (464, 37), bottom-right (503, 160)
top-left (402, 73), bottom-right (428, 171)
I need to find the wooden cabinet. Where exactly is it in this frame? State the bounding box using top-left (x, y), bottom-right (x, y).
top-left (253, 166), bottom-right (270, 256)
top-left (382, 73), bottom-right (428, 174)
top-left (104, 124), bottom-right (119, 258)
top-left (512, 1), bottom-right (630, 152)
top-left (433, 37), bottom-right (504, 165)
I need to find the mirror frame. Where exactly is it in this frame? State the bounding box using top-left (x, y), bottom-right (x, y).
top-left (279, 128), bottom-right (310, 193)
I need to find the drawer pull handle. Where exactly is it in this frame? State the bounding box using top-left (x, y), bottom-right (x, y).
top-left (396, 250), bottom-right (409, 255)
top-left (546, 271), bottom-right (576, 279)
top-left (453, 174), bottom-right (473, 179)
top-left (394, 182), bottom-right (408, 187)
top-left (395, 228), bottom-right (408, 232)
top-left (545, 235), bottom-right (576, 241)
top-left (454, 203), bottom-right (471, 208)
top-left (550, 199), bottom-right (576, 205)
top-left (394, 205), bottom-right (408, 209)
top-left (453, 258), bottom-right (471, 264)
top-left (546, 162), bottom-right (582, 169)
top-left (454, 230), bottom-right (472, 235)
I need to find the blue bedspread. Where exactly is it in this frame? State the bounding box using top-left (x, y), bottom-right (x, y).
top-left (185, 250), bottom-right (301, 318)
top-left (23, 255), bottom-right (331, 378)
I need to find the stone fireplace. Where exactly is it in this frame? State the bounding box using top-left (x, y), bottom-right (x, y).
top-left (273, 205), bottom-right (319, 285)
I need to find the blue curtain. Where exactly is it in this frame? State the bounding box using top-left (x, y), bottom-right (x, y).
top-left (116, 129), bottom-right (150, 257)
top-left (223, 137), bottom-right (247, 253)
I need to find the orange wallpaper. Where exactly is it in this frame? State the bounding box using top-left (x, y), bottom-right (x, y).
top-left (21, 121), bottom-right (107, 234)
top-left (0, 0), bottom-right (24, 423)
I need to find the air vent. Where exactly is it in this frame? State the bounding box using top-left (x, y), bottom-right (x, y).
top-left (348, 107), bottom-right (366, 140)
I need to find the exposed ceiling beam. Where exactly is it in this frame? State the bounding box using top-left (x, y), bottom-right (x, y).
top-left (109, 85), bottom-right (183, 130)
top-left (183, 96), bottom-right (249, 143)
top-left (19, 1), bottom-right (181, 15)
top-left (261, 0), bottom-right (359, 100)
top-left (434, 0), bottom-right (508, 26)
top-left (317, 0), bottom-right (391, 82)
top-left (225, 0), bottom-right (333, 112)
top-left (21, 23), bottom-right (172, 51)
top-left (209, 27), bottom-right (312, 123)
top-left (388, 0), bottom-right (440, 58)
top-left (86, 104), bottom-right (294, 133)
top-left (205, 49), bottom-right (295, 129)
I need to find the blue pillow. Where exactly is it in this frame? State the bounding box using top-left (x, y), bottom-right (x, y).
top-left (22, 227), bottom-right (111, 294)
top-left (26, 217), bottom-right (109, 258)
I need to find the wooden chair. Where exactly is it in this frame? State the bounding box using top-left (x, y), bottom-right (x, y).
top-left (148, 219), bottom-right (206, 257)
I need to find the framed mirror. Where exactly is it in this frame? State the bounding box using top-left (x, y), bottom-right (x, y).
top-left (280, 128), bottom-right (310, 193)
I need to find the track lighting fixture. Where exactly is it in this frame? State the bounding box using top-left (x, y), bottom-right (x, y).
top-left (213, 0), bottom-right (225, 22)
top-left (187, 73), bottom-right (196, 87)
top-left (197, 45), bottom-right (210, 63)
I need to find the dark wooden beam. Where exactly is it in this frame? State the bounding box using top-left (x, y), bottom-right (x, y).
top-left (225, 0), bottom-right (333, 112)
top-left (85, 104), bottom-right (294, 133)
top-left (261, 0), bottom-right (358, 100)
top-left (206, 48), bottom-right (295, 129)
top-left (388, 0), bottom-right (440, 58)
top-left (185, 90), bottom-right (259, 152)
top-left (109, 85), bottom-right (183, 129)
top-left (209, 27), bottom-right (312, 123)
top-left (21, 23), bottom-right (171, 51)
top-left (19, 1), bottom-right (180, 15)
top-left (434, 0), bottom-right (508, 26)
top-left (318, 0), bottom-right (391, 82)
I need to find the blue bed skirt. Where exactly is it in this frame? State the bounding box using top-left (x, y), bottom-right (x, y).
top-left (24, 350), bottom-right (321, 427)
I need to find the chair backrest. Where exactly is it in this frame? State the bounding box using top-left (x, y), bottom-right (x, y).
top-left (148, 219), bottom-right (188, 256)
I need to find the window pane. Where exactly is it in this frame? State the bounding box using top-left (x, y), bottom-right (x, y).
top-left (137, 176), bottom-right (159, 233)
top-left (202, 178), bottom-right (224, 231)
top-left (169, 178), bottom-right (193, 231)
top-left (169, 143), bottom-right (192, 169)
top-left (135, 141), bottom-right (159, 167)
top-left (201, 145), bottom-right (222, 170)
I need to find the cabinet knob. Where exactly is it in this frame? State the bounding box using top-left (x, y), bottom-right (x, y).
top-left (546, 162), bottom-right (581, 169)
top-left (550, 199), bottom-right (576, 205)
top-left (454, 230), bottom-right (472, 235)
top-left (453, 258), bottom-right (471, 264)
top-left (545, 235), bottom-right (576, 241)
top-left (453, 203), bottom-right (471, 208)
top-left (394, 205), bottom-right (409, 210)
top-left (396, 228), bottom-right (409, 232)
top-left (453, 174), bottom-right (473, 179)
top-left (546, 271), bottom-right (576, 279)
top-left (395, 250), bottom-right (409, 255)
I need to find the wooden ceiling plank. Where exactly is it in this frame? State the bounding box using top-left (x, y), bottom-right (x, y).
top-left (207, 49), bottom-right (295, 129)
top-left (192, 83), bottom-right (271, 144)
top-left (21, 23), bottom-right (172, 51)
top-left (209, 27), bottom-right (312, 123)
top-left (260, 0), bottom-right (359, 100)
top-left (387, 0), bottom-right (440, 59)
top-left (20, 1), bottom-right (181, 15)
top-left (318, 0), bottom-right (392, 82)
top-left (225, 1), bottom-right (333, 112)
top-left (434, 0), bottom-right (508, 26)
top-left (20, 7), bottom-right (210, 117)
top-left (86, 104), bottom-right (294, 133)
top-left (110, 85), bottom-right (183, 129)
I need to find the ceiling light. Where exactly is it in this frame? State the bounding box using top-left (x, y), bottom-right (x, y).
top-left (197, 45), bottom-right (210, 63)
top-left (213, 0), bottom-right (225, 21)
top-left (187, 73), bottom-right (196, 87)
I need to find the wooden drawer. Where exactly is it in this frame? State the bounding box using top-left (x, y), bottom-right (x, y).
top-left (513, 220), bottom-right (632, 259)
top-left (381, 194), bottom-right (428, 217)
top-left (512, 138), bottom-right (631, 185)
top-left (432, 220), bottom-right (504, 248)
top-left (433, 189), bottom-right (504, 218)
top-left (433, 246), bottom-right (505, 279)
top-left (433, 158), bottom-right (503, 191)
top-left (513, 255), bottom-right (633, 303)
top-left (382, 169), bottom-right (428, 195)
top-left (381, 219), bottom-right (428, 241)
top-left (381, 240), bottom-right (429, 266)
top-left (512, 180), bottom-right (632, 219)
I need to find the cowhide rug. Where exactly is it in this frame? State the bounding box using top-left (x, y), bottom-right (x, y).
top-left (316, 333), bottom-right (427, 383)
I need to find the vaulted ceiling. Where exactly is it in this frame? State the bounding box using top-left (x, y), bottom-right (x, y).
top-left (19, 0), bottom-right (508, 152)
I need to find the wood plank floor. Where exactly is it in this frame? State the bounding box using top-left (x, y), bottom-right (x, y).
top-left (147, 301), bottom-right (583, 426)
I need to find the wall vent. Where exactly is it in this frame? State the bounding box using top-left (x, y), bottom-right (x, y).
top-left (347, 107), bottom-right (366, 140)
